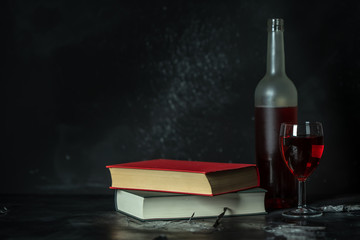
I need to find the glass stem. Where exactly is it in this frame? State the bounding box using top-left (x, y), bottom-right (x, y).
top-left (298, 180), bottom-right (306, 209)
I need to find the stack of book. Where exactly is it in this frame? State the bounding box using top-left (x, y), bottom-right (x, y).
top-left (106, 159), bottom-right (266, 221)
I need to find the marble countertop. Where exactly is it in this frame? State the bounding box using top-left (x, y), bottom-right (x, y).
top-left (1, 193), bottom-right (359, 239)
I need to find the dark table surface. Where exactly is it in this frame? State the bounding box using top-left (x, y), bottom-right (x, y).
top-left (1, 193), bottom-right (360, 240)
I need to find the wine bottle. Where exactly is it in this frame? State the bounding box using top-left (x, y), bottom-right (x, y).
top-left (255, 18), bottom-right (298, 209)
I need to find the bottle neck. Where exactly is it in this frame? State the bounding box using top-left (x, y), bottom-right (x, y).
top-left (266, 29), bottom-right (286, 76)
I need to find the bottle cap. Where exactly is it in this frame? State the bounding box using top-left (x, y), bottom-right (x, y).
top-left (268, 18), bottom-right (284, 31)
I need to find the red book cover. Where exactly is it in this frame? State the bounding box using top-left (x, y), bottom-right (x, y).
top-left (106, 159), bottom-right (257, 173)
top-left (107, 159), bottom-right (260, 195)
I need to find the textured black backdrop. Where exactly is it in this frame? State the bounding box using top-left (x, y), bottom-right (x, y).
top-left (2, 0), bottom-right (360, 196)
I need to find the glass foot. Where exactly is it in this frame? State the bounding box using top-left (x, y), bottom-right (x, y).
top-left (282, 207), bottom-right (323, 218)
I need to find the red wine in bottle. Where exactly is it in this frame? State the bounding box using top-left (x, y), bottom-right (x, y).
top-left (255, 106), bottom-right (297, 209)
top-left (254, 19), bottom-right (298, 210)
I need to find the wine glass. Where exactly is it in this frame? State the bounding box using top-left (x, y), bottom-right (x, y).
top-left (279, 121), bottom-right (324, 217)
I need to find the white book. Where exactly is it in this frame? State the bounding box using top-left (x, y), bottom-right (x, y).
top-left (114, 188), bottom-right (266, 221)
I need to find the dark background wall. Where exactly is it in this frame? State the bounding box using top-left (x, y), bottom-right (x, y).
top-left (2, 0), bottom-right (359, 197)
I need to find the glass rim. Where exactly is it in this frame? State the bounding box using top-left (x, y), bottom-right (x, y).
top-left (280, 121), bottom-right (322, 127)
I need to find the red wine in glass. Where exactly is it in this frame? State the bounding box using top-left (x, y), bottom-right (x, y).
top-left (279, 121), bottom-right (324, 218)
top-left (280, 136), bottom-right (324, 181)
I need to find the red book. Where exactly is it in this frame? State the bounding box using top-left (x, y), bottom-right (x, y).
top-left (106, 159), bottom-right (260, 196)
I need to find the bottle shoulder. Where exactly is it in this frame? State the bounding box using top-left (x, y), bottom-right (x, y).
top-left (255, 75), bottom-right (297, 107)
